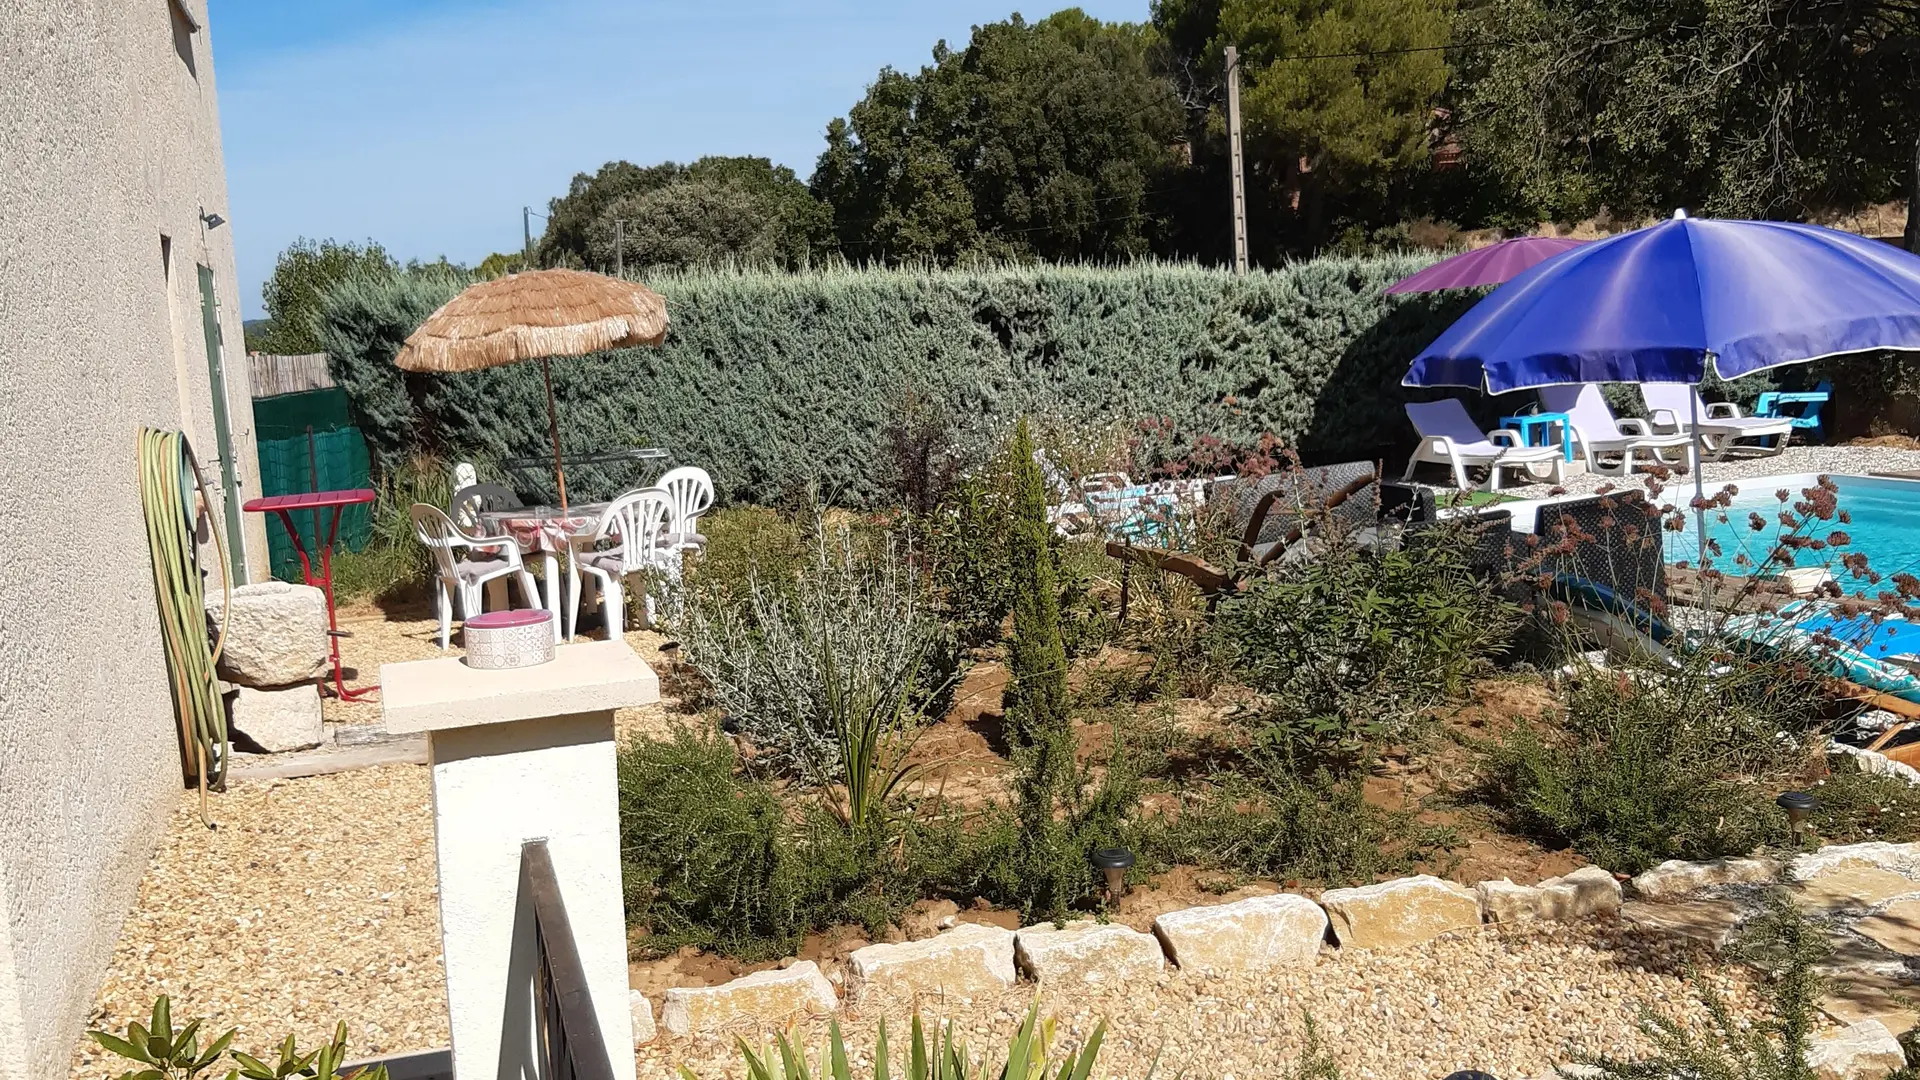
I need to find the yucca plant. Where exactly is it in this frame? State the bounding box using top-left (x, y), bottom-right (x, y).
top-left (690, 1005), bottom-right (1105, 1080)
top-left (89, 997), bottom-right (389, 1080)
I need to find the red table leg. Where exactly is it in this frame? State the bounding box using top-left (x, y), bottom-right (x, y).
top-left (266, 508), bottom-right (376, 701)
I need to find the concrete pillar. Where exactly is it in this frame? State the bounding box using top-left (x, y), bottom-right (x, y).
top-left (382, 640), bottom-right (658, 1080)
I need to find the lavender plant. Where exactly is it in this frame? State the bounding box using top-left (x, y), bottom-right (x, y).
top-left (674, 519), bottom-right (949, 786)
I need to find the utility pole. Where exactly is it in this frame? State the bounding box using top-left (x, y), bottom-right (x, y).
top-left (614, 219), bottom-right (624, 278)
top-left (523, 206), bottom-right (533, 269)
top-left (1224, 45), bottom-right (1249, 275)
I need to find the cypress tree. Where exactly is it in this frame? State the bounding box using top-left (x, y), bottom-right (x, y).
top-left (1001, 418), bottom-right (1078, 916)
top-left (1002, 417), bottom-right (1068, 754)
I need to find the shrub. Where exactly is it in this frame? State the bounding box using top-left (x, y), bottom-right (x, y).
top-left (1480, 652), bottom-right (1817, 874)
top-left (683, 505), bottom-right (808, 604)
top-left (1150, 755), bottom-right (1455, 886)
top-left (616, 727), bottom-right (922, 960)
top-left (1574, 892), bottom-right (1828, 1080)
top-left (1801, 755), bottom-right (1920, 846)
top-left (674, 522), bottom-right (952, 784)
top-left (922, 465), bottom-right (1018, 650)
top-left (319, 258), bottom-right (1472, 506)
top-left (1216, 518), bottom-right (1518, 760)
top-left (921, 437), bottom-right (1112, 656)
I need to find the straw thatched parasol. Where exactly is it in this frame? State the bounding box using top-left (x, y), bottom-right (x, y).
top-left (394, 268), bottom-right (668, 509)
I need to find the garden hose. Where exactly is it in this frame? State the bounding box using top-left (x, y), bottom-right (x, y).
top-left (138, 428), bottom-right (232, 803)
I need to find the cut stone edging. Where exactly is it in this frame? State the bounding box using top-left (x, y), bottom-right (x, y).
top-left (1790, 841), bottom-right (1920, 883)
top-left (648, 867), bottom-right (1668, 1037)
top-left (1151, 894), bottom-right (1328, 974)
top-left (660, 961), bottom-right (837, 1036)
top-left (630, 988), bottom-right (657, 1045)
top-left (1320, 875), bottom-right (1482, 949)
top-left (1014, 920), bottom-right (1165, 985)
top-left (1831, 741), bottom-right (1920, 787)
top-left (847, 922), bottom-right (1016, 999)
top-left (1630, 856), bottom-right (1780, 901)
top-left (1478, 866), bottom-right (1622, 924)
top-left (1808, 1018), bottom-right (1907, 1080)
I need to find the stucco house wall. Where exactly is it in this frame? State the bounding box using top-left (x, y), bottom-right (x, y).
top-left (0, 2), bottom-right (267, 1077)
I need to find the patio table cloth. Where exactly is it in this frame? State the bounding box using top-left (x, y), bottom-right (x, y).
top-left (478, 504), bottom-right (612, 641)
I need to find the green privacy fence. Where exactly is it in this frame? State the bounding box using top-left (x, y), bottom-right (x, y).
top-left (252, 387), bottom-right (373, 582)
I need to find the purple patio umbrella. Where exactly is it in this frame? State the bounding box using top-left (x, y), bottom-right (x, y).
top-left (1386, 236), bottom-right (1589, 294)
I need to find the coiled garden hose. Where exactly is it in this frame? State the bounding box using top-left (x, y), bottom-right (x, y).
top-left (139, 428), bottom-right (232, 805)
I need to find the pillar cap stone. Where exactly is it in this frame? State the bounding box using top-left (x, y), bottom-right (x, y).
top-left (381, 639), bottom-right (659, 733)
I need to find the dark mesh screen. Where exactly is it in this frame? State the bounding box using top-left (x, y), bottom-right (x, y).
top-left (1534, 492), bottom-right (1668, 602)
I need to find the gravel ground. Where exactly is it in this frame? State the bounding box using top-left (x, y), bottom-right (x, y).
top-left (644, 922), bottom-right (1766, 1080)
top-left (70, 614), bottom-right (691, 1080)
top-left (1495, 443), bottom-right (1920, 501)
top-left (69, 765), bottom-right (445, 1079)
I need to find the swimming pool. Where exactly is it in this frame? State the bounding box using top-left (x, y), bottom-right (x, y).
top-left (1661, 473), bottom-right (1920, 588)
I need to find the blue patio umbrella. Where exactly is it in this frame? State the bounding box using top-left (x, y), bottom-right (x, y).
top-left (1405, 212), bottom-right (1920, 393)
top-left (1402, 211), bottom-right (1920, 553)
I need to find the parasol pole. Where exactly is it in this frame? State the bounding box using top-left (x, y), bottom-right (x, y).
top-left (541, 356), bottom-right (568, 511)
top-left (1690, 374), bottom-right (1711, 616)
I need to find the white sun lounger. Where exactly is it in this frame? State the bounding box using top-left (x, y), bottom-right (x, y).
top-left (1639, 384), bottom-right (1794, 458)
top-left (1538, 384), bottom-right (1697, 477)
top-left (1402, 399), bottom-right (1565, 491)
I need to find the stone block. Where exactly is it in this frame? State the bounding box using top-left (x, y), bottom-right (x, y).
top-left (1014, 921), bottom-right (1165, 985)
top-left (228, 684), bottom-right (323, 753)
top-left (1478, 867), bottom-right (1623, 924)
top-left (210, 581), bottom-right (328, 687)
top-left (630, 989), bottom-right (656, 1045)
top-left (1797, 866), bottom-right (1920, 912)
top-left (1855, 897), bottom-right (1920, 956)
top-left (848, 923), bottom-right (1015, 999)
top-left (1808, 1019), bottom-right (1907, 1080)
top-left (1620, 899), bottom-right (1747, 949)
top-left (1320, 875), bottom-right (1482, 949)
top-left (660, 962), bottom-right (838, 1035)
top-left (1151, 894), bottom-right (1328, 974)
top-left (1792, 843), bottom-right (1920, 884)
top-left (1630, 857), bottom-right (1780, 901)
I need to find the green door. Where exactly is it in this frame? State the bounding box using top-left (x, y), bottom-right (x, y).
top-left (197, 263), bottom-right (249, 585)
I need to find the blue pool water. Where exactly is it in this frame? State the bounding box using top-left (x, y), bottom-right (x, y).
top-left (1663, 474), bottom-right (1920, 591)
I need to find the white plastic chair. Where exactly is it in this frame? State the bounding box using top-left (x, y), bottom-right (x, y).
top-left (450, 482), bottom-right (524, 535)
top-left (569, 487), bottom-right (677, 639)
top-left (1538, 384), bottom-right (1697, 476)
top-left (1401, 399), bottom-right (1565, 491)
top-left (1639, 384), bottom-right (1794, 458)
top-left (655, 466), bottom-right (714, 554)
top-left (409, 503), bottom-right (540, 650)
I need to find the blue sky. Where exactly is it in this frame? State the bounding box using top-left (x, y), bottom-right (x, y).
top-left (210, 0), bottom-right (1150, 318)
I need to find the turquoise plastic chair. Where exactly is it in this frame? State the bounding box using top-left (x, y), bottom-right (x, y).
top-left (1755, 380), bottom-right (1830, 441)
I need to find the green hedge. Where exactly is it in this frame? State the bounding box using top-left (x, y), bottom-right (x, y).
top-left (317, 259), bottom-right (1518, 506)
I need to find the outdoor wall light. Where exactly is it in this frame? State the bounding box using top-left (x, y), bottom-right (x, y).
top-left (1777, 790), bottom-right (1821, 844)
top-left (199, 207), bottom-right (226, 230)
top-left (1090, 847), bottom-right (1135, 902)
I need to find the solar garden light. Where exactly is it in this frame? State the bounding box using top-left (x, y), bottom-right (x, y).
top-left (1090, 847), bottom-right (1135, 902)
top-left (1777, 790), bottom-right (1820, 845)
